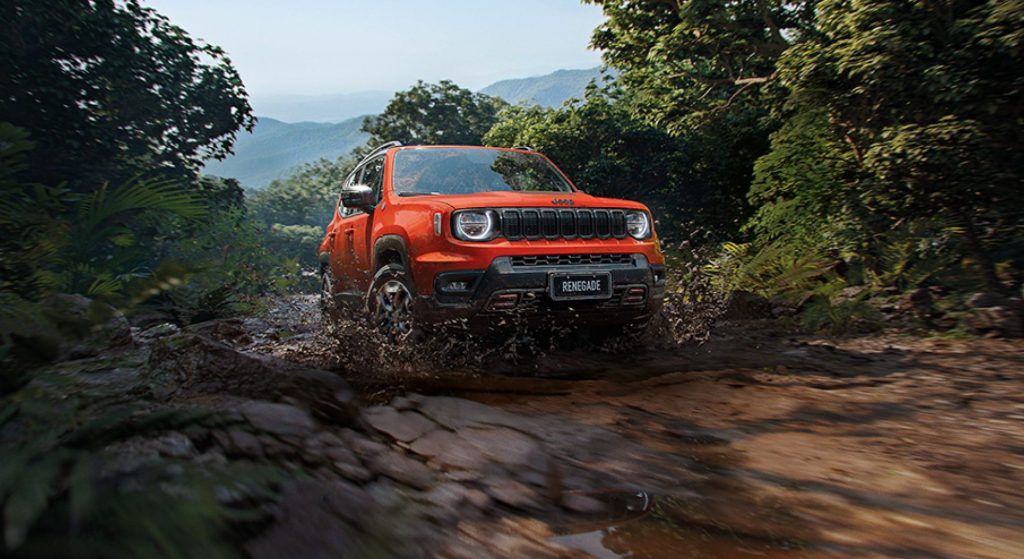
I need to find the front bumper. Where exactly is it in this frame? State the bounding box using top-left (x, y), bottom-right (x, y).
top-left (414, 254), bottom-right (666, 326)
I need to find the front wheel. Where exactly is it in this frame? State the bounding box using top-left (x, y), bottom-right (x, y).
top-left (366, 264), bottom-right (422, 342)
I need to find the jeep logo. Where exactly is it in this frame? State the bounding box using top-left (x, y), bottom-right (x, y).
top-left (551, 198), bottom-right (575, 206)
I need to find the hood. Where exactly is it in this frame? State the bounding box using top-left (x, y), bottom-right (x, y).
top-left (429, 190), bottom-right (649, 212)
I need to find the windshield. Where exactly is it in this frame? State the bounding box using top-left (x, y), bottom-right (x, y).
top-left (392, 148), bottom-right (574, 195)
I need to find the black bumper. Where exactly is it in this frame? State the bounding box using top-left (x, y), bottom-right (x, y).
top-left (415, 255), bottom-right (666, 326)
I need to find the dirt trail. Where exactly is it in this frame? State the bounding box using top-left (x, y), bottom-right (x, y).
top-left (243, 297), bottom-right (1024, 558)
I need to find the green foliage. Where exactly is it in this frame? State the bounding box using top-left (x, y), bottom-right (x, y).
top-left (248, 156), bottom-right (355, 229)
top-left (0, 127), bottom-right (208, 302)
top-left (586, 0), bottom-right (815, 133)
top-left (0, 391), bottom-right (278, 557)
top-left (362, 81), bottom-right (507, 150)
top-left (0, 0), bottom-right (254, 190)
top-left (484, 83), bottom-right (764, 238)
top-left (776, 0), bottom-right (1024, 290)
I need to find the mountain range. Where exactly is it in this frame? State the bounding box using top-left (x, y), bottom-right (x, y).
top-left (209, 67), bottom-right (607, 188)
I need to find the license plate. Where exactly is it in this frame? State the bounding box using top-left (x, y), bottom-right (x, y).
top-left (549, 273), bottom-right (612, 301)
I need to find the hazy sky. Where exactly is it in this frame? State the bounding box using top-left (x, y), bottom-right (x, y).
top-left (143, 0), bottom-right (607, 100)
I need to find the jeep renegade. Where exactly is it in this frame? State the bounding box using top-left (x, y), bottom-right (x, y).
top-left (318, 143), bottom-right (667, 338)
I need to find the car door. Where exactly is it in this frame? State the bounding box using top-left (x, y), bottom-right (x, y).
top-left (332, 156), bottom-right (384, 292)
top-left (346, 154), bottom-right (385, 291)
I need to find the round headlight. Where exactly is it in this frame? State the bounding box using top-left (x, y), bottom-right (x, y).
top-left (625, 210), bottom-right (651, 239)
top-left (453, 210), bottom-right (498, 241)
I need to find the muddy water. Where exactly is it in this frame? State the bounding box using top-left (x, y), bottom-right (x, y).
top-left (247, 297), bottom-right (1024, 558)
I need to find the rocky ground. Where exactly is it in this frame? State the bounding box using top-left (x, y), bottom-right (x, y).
top-left (42, 296), bottom-right (1024, 558)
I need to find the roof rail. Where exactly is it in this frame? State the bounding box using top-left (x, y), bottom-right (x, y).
top-left (360, 140), bottom-right (403, 163)
top-left (513, 145), bottom-right (534, 151)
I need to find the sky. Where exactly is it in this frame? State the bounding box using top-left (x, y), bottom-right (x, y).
top-left (143, 0), bottom-right (607, 101)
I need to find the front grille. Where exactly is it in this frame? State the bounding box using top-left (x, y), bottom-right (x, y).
top-left (510, 254), bottom-right (636, 268)
top-left (499, 208), bottom-right (627, 240)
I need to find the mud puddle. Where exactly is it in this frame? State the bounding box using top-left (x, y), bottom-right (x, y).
top-left (549, 490), bottom-right (811, 559)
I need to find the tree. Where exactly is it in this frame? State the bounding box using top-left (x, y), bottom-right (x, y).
top-left (484, 83), bottom-right (763, 238)
top-left (0, 0), bottom-right (254, 190)
top-left (361, 81), bottom-right (506, 149)
top-left (777, 0), bottom-right (1024, 289)
top-left (585, 0), bottom-right (816, 133)
top-left (247, 156), bottom-right (356, 229)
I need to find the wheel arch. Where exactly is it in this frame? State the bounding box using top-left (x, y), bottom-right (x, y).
top-left (372, 234), bottom-right (414, 286)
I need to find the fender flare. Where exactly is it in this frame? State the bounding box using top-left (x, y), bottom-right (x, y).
top-left (372, 234), bottom-right (413, 281)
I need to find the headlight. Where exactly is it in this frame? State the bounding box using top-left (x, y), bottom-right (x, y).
top-left (452, 210), bottom-right (499, 241)
top-left (625, 210), bottom-right (651, 239)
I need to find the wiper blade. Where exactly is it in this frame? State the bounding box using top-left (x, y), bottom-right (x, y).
top-left (397, 191), bottom-right (441, 197)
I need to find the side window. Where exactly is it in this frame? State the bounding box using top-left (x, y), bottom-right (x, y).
top-left (361, 156), bottom-right (386, 204)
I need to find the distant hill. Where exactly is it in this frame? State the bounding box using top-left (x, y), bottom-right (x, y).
top-left (480, 67), bottom-right (612, 107)
top-left (205, 68), bottom-right (613, 188)
top-left (203, 116), bottom-right (369, 188)
top-left (250, 91), bottom-right (392, 123)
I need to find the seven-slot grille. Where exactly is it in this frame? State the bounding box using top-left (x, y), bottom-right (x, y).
top-left (499, 208), bottom-right (628, 240)
top-left (510, 254), bottom-right (635, 268)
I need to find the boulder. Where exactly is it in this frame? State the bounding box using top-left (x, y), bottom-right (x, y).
top-left (362, 406), bottom-right (437, 443)
top-left (147, 333), bottom-right (357, 422)
top-left (242, 401), bottom-right (317, 439)
top-left (41, 293), bottom-right (132, 358)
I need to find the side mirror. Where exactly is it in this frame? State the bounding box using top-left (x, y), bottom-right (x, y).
top-left (340, 184), bottom-right (374, 210)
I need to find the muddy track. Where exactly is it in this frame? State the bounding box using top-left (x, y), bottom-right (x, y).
top-left (232, 296), bottom-right (1024, 558)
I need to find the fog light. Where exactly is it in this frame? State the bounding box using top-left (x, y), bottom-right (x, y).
top-left (488, 292), bottom-right (520, 310)
top-left (448, 281), bottom-right (468, 291)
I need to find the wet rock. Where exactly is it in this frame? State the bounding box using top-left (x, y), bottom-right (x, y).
top-left (324, 445), bottom-right (359, 465)
top-left (147, 333), bottom-right (357, 423)
top-left (366, 450), bottom-right (435, 490)
top-left (246, 479), bottom-right (381, 559)
top-left (363, 406), bottom-right (437, 443)
top-left (408, 429), bottom-right (489, 471)
top-left (459, 427), bottom-right (546, 470)
top-left (333, 460), bottom-right (374, 483)
top-left (242, 401), bottom-right (316, 438)
top-left (305, 431), bottom-right (345, 450)
top-left (483, 477), bottom-right (540, 510)
top-left (417, 396), bottom-right (531, 431)
top-left (561, 493), bottom-right (608, 514)
top-left (464, 488), bottom-right (492, 509)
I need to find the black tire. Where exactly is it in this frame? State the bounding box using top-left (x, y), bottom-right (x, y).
top-left (319, 266), bottom-right (342, 327)
top-left (366, 264), bottom-right (422, 342)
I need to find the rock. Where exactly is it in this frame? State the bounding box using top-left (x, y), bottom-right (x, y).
top-left (561, 493), bottom-right (608, 514)
top-left (408, 429), bottom-right (488, 471)
top-left (464, 488), bottom-right (492, 509)
top-left (304, 431), bottom-right (345, 452)
top-left (722, 290), bottom-right (772, 320)
top-left (366, 450), bottom-right (435, 490)
top-left (136, 322), bottom-right (180, 342)
top-left (151, 432), bottom-right (195, 458)
top-left (458, 427), bottom-right (546, 470)
top-left (185, 317), bottom-right (252, 344)
top-left (242, 401), bottom-right (317, 438)
top-left (40, 293), bottom-right (132, 358)
top-left (967, 305), bottom-right (1023, 338)
top-left (245, 480), bottom-right (377, 559)
top-left (417, 396), bottom-right (532, 431)
top-left (147, 333), bottom-right (358, 423)
top-left (324, 445), bottom-right (359, 465)
top-left (483, 477), bottom-right (540, 510)
top-left (340, 429), bottom-right (389, 458)
top-left (225, 429), bottom-right (264, 458)
top-left (362, 406), bottom-right (437, 443)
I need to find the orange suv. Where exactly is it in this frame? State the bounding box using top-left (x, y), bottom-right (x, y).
top-left (318, 143), bottom-right (666, 337)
